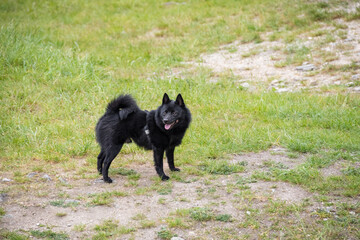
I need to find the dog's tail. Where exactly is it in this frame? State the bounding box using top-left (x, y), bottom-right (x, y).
top-left (106, 94), bottom-right (140, 120)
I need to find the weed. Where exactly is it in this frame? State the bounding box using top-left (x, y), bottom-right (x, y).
top-left (111, 168), bottom-right (137, 176)
top-left (216, 214), bottom-right (233, 222)
top-left (342, 166), bottom-right (360, 176)
top-left (157, 227), bottom-right (174, 240)
top-left (0, 207), bottom-right (5, 217)
top-left (134, 187), bottom-right (150, 196)
top-left (88, 191), bottom-right (127, 206)
top-left (93, 219), bottom-right (135, 239)
top-left (158, 197), bottom-right (166, 205)
top-left (0, 230), bottom-right (28, 240)
top-left (266, 200), bottom-right (301, 216)
top-left (94, 220), bottom-right (119, 232)
top-left (172, 208), bottom-right (190, 218)
top-left (55, 212), bottom-right (67, 217)
top-left (151, 182), bottom-right (173, 195)
top-left (73, 224), bottom-right (86, 232)
top-left (200, 160), bottom-right (245, 175)
top-left (49, 199), bottom-right (80, 208)
top-left (139, 220), bottom-right (156, 229)
top-left (132, 213), bottom-right (146, 221)
top-left (165, 217), bottom-right (190, 229)
top-left (30, 230), bottom-right (69, 240)
top-left (189, 207), bottom-right (214, 221)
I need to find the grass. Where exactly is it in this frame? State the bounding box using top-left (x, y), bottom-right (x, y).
top-left (157, 227), bottom-right (174, 240)
top-left (87, 191), bottom-right (128, 206)
top-left (1, 0), bottom-right (360, 239)
top-left (49, 199), bottom-right (80, 208)
top-left (93, 219), bottom-right (135, 239)
top-left (30, 230), bottom-right (69, 240)
top-left (0, 207), bottom-right (5, 217)
top-left (0, 230), bottom-right (28, 240)
top-left (1, 0), bottom-right (359, 167)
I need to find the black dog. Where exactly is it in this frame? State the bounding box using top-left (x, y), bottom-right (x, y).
top-left (95, 93), bottom-right (191, 182)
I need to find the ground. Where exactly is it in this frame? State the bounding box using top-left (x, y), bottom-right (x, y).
top-left (1, 2), bottom-right (360, 239)
top-left (1, 147), bottom-right (359, 239)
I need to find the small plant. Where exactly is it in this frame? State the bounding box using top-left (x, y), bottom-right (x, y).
top-left (49, 199), bottom-right (80, 208)
top-left (73, 224), bottom-right (86, 232)
top-left (189, 207), bottom-right (214, 222)
top-left (215, 214), bottom-right (233, 222)
top-left (30, 230), bottom-right (69, 240)
top-left (0, 207), bottom-right (5, 217)
top-left (151, 182), bottom-right (173, 195)
top-left (88, 191), bottom-right (128, 206)
top-left (157, 227), bottom-right (174, 240)
top-left (158, 197), bottom-right (166, 205)
top-left (0, 230), bottom-right (28, 240)
top-left (342, 166), bottom-right (360, 176)
top-left (166, 217), bottom-right (189, 229)
top-left (112, 167), bottom-right (138, 176)
top-left (56, 212), bottom-right (67, 217)
top-left (200, 160), bottom-right (245, 175)
top-left (139, 220), bottom-right (156, 229)
top-left (93, 219), bottom-right (135, 239)
top-left (94, 219), bottom-right (119, 232)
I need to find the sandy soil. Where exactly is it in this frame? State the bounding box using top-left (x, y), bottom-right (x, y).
top-left (187, 20), bottom-right (360, 93)
top-left (1, 146), bottom-right (354, 239)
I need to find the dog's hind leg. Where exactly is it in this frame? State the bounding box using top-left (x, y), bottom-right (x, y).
top-left (97, 150), bottom-right (105, 175)
top-left (102, 144), bottom-right (123, 183)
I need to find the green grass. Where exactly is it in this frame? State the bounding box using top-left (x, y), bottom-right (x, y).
top-left (0, 231), bottom-right (28, 240)
top-left (87, 191), bottom-right (128, 206)
top-left (157, 227), bottom-right (174, 240)
top-left (49, 199), bottom-right (80, 208)
top-left (30, 230), bottom-right (69, 240)
top-left (0, 207), bottom-right (5, 217)
top-left (1, 0), bottom-right (359, 167)
top-left (93, 219), bottom-right (135, 239)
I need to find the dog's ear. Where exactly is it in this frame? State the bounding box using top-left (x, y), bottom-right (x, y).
top-left (162, 93), bottom-right (170, 105)
top-left (175, 94), bottom-right (185, 107)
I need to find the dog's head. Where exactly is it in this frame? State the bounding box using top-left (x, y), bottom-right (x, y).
top-left (158, 93), bottom-right (187, 131)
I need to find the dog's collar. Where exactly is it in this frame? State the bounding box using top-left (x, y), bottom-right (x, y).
top-left (144, 126), bottom-right (150, 135)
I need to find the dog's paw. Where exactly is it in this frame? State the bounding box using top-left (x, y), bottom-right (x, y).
top-left (170, 167), bottom-right (181, 172)
top-left (161, 175), bottom-right (170, 181)
top-left (103, 177), bottom-right (113, 183)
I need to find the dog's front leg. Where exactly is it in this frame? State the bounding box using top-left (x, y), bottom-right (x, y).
top-left (153, 147), bottom-right (169, 181)
top-left (166, 147), bottom-right (180, 172)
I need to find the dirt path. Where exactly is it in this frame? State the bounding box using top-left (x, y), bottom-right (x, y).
top-left (2, 146), bottom-right (352, 239)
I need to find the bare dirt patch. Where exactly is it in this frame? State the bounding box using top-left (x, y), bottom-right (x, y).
top-left (232, 146), bottom-right (306, 176)
top-left (321, 159), bottom-right (360, 177)
top-left (249, 181), bottom-right (312, 203)
top-left (0, 149), bottom-right (316, 239)
top-left (189, 19), bottom-right (360, 93)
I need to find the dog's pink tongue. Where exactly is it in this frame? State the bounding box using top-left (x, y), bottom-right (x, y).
top-left (165, 124), bottom-right (171, 130)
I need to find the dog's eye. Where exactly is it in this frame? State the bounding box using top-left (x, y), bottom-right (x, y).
top-left (164, 110), bottom-right (168, 114)
top-left (172, 111), bottom-right (177, 116)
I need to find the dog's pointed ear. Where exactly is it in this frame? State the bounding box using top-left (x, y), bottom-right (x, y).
top-left (175, 94), bottom-right (185, 107)
top-left (162, 93), bottom-right (170, 105)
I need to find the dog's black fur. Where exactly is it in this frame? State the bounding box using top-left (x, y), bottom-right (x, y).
top-left (95, 93), bottom-right (191, 182)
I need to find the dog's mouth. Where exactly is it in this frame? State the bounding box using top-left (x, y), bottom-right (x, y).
top-left (164, 120), bottom-right (179, 130)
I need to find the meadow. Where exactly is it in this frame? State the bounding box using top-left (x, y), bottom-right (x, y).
top-left (0, 0), bottom-right (359, 239)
